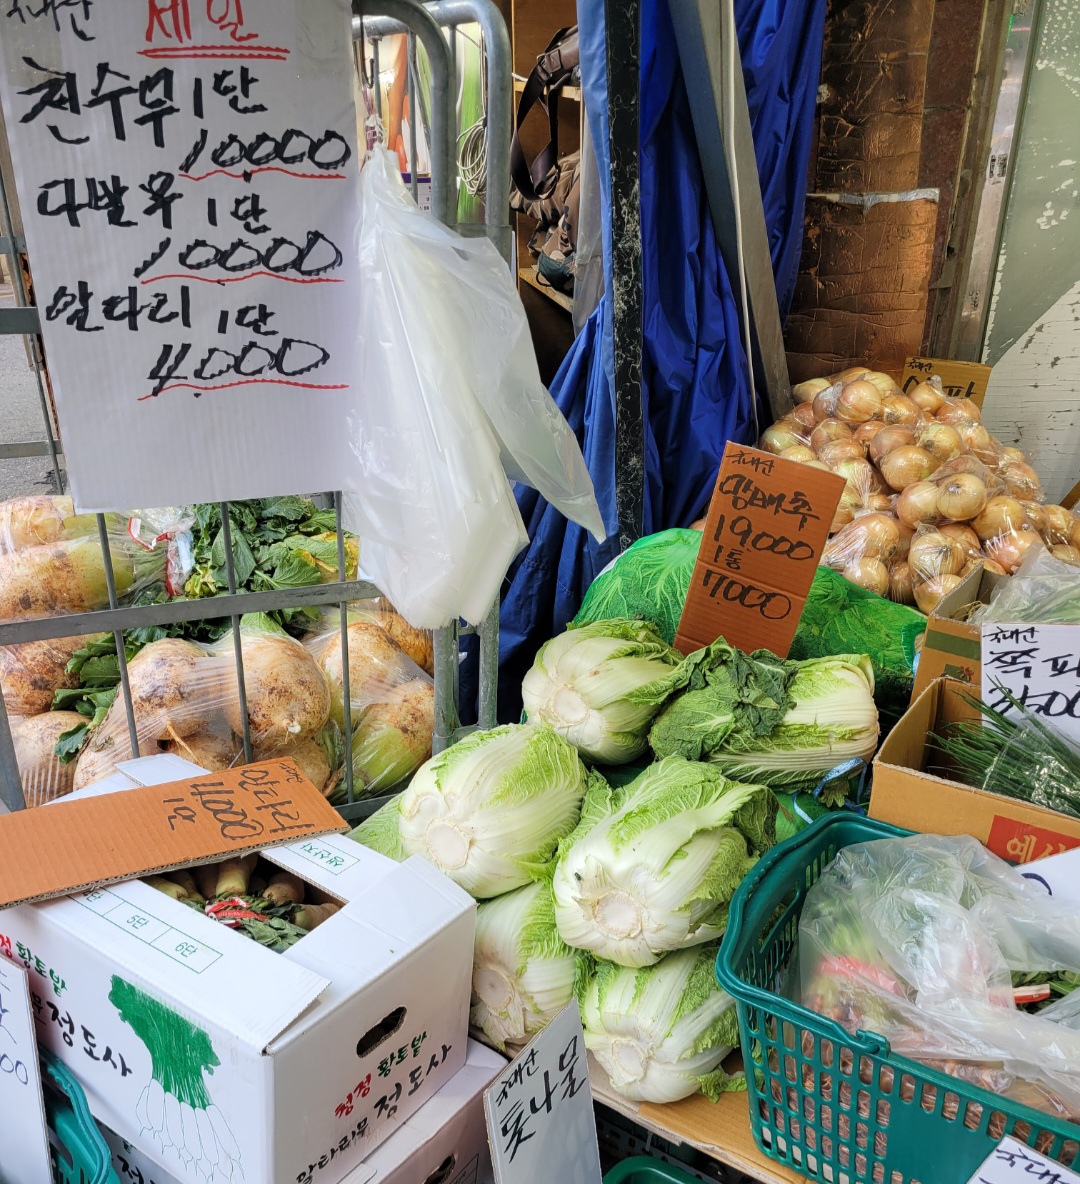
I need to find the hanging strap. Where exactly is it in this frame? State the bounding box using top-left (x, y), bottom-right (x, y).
top-left (509, 26), bottom-right (579, 204)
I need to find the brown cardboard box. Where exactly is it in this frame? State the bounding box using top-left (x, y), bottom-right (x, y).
top-left (910, 562), bottom-right (1008, 702)
top-left (871, 677), bottom-right (1080, 862)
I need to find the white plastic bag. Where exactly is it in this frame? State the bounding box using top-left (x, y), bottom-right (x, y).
top-left (343, 150), bottom-right (604, 629)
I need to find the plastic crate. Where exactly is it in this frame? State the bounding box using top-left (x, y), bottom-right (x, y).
top-left (604, 1156), bottom-right (702, 1184)
top-left (41, 1050), bottom-right (119, 1184)
top-left (716, 813), bottom-right (1080, 1184)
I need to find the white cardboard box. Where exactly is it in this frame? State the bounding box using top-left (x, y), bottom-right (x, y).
top-left (104, 1039), bottom-right (506, 1184)
top-left (0, 756), bottom-right (476, 1184)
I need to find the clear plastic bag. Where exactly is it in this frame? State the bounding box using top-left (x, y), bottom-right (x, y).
top-left (972, 540), bottom-right (1080, 624)
top-left (801, 832), bottom-right (1080, 1122)
top-left (11, 711), bottom-right (83, 806)
top-left (343, 149), bottom-right (604, 628)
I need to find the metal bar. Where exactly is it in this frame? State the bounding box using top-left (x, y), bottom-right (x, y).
top-left (0, 678), bottom-right (25, 812)
top-left (668, 0), bottom-right (792, 424)
top-left (605, 0), bottom-right (646, 551)
top-left (477, 598), bottom-right (498, 729)
top-left (373, 39), bottom-right (383, 118)
top-left (96, 514), bottom-right (140, 762)
top-left (0, 234), bottom-right (25, 254)
top-left (0, 307), bottom-right (40, 335)
top-left (0, 580), bottom-right (383, 645)
top-left (334, 492), bottom-right (356, 805)
top-left (432, 623), bottom-right (459, 753)
top-left (0, 168), bottom-right (63, 493)
top-left (0, 442), bottom-right (64, 460)
top-left (353, 0), bottom-right (455, 225)
top-left (219, 503), bottom-right (252, 762)
top-left (406, 34), bottom-right (420, 203)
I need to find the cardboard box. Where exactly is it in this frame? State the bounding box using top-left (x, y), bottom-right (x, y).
top-left (910, 563), bottom-right (1008, 701)
top-left (871, 678), bottom-right (1080, 861)
top-left (0, 756), bottom-right (476, 1184)
top-left (102, 1040), bottom-right (505, 1184)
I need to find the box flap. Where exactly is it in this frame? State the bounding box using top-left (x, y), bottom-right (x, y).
top-left (0, 759), bottom-right (346, 908)
top-left (43, 878), bottom-right (332, 1049)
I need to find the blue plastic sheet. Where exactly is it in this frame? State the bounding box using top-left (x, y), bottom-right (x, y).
top-left (490, 0), bottom-right (825, 719)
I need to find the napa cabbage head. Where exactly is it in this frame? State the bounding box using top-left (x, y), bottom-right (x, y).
top-left (552, 757), bottom-right (775, 967)
top-left (471, 878), bottom-right (583, 1049)
top-left (349, 723), bottom-right (589, 898)
top-left (580, 944), bottom-right (744, 1103)
top-left (651, 650), bottom-right (878, 795)
top-left (521, 619), bottom-right (682, 764)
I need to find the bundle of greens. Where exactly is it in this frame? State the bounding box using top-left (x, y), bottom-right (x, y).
top-left (934, 688), bottom-right (1080, 820)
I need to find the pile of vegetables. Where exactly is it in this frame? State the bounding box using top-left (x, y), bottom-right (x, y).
top-left (761, 369), bottom-right (1078, 611)
top-left (142, 855), bottom-right (340, 953)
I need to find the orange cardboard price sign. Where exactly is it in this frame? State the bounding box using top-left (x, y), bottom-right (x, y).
top-left (675, 443), bottom-right (844, 658)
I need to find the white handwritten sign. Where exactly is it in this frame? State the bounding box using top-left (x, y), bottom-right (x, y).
top-left (0, 0), bottom-right (361, 511)
top-left (966, 1136), bottom-right (1080, 1184)
top-left (483, 1004), bottom-right (602, 1184)
top-left (980, 624), bottom-right (1080, 744)
top-left (0, 959), bottom-right (51, 1184)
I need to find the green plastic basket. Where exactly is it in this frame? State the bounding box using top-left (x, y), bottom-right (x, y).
top-left (716, 813), bottom-right (1080, 1184)
top-left (41, 1050), bottom-right (120, 1184)
top-left (603, 1156), bottom-right (701, 1184)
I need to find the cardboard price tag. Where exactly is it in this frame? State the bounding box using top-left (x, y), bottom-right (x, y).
top-left (966, 1136), bottom-right (1080, 1184)
top-left (980, 623), bottom-right (1080, 745)
top-left (675, 443), bottom-right (844, 658)
top-left (484, 1004), bottom-right (602, 1184)
top-left (0, 959), bottom-right (51, 1184)
top-left (902, 356), bottom-right (991, 407)
top-left (0, 759), bottom-right (345, 908)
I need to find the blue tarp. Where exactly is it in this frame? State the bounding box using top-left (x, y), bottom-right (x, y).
top-left (489, 0), bottom-right (826, 720)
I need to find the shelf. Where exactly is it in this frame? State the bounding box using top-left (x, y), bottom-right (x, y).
top-left (589, 1055), bottom-right (806, 1184)
top-left (519, 266), bottom-right (574, 313)
top-left (513, 76), bottom-right (582, 103)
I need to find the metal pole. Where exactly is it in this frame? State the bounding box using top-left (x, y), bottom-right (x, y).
top-left (353, 0), bottom-right (455, 225)
top-left (334, 492), bottom-right (356, 804)
top-left (96, 515), bottom-right (140, 762)
top-left (219, 504), bottom-right (253, 763)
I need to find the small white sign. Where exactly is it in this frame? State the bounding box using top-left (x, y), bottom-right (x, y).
top-left (980, 623), bottom-right (1080, 744)
top-left (1022, 846), bottom-right (1080, 906)
top-left (967, 1136), bottom-right (1080, 1184)
top-left (484, 1004), bottom-right (602, 1184)
top-left (0, 959), bottom-right (51, 1184)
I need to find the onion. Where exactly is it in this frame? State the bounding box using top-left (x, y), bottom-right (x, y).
top-left (881, 394), bottom-right (922, 426)
top-left (955, 420), bottom-right (996, 463)
top-left (810, 418), bottom-right (853, 452)
top-left (909, 531), bottom-right (965, 582)
top-left (982, 558), bottom-right (1007, 577)
top-left (854, 421), bottom-right (885, 449)
top-left (1070, 519), bottom-right (1080, 551)
top-left (804, 459), bottom-right (835, 473)
top-left (864, 371), bottom-right (901, 396)
top-left (888, 561), bottom-right (915, 604)
top-left (1041, 505), bottom-right (1075, 543)
top-left (972, 496), bottom-right (1028, 541)
top-left (843, 557), bottom-right (890, 596)
top-left (917, 422), bottom-right (963, 465)
top-left (1049, 544), bottom-right (1080, 566)
top-left (879, 446), bottom-right (939, 491)
top-left (793, 377), bottom-right (831, 404)
top-left (869, 425), bottom-right (917, 466)
top-left (789, 403), bottom-right (818, 432)
top-left (866, 493), bottom-right (895, 513)
top-left (837, 380), bottom-right (885, 423)
top-left (939, 523), bottom-right (982, 556)
top-left (827, 514), bottom-right (901, 564)
top-left (812, 383), bottom-right (843, 422)
top-left (894, 520), bottom-right (915, 559)
top-left (897, 481), bottom-right (941, 529)
top-left (999, 446), bottom-right (1026, 464)
top-left (935, 473), bottom-right (988, 522)
top-left (1021, 501), bottom-right (1048, 535)
top-left (830, 502), bottom-right (856, 533)
top-left (936, 398), bottom-right (982, 425)
top-left (780, 445), bottom-right (816, 464)
top-left (761, 423), bottom-right (806, 454)
top-left (834, 458), bottom-right (881, 500)
top-left (914, 574), bottom-right (963, 615)
top-left (985, 525), bottom-right (1041, 574)
top-left (908, 380), bottom-right (945, 414)
top-left (834, 366), bottom-right (870, 385)
top-left (818, 439), bottom-right (866, 467)
top-left (1002, 461), bottom-right (1043, 501)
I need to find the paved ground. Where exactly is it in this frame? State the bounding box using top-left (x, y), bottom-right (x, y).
top-left (0, 284), bottom-right (62, 500)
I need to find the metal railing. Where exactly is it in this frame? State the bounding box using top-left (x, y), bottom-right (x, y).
top-left (0, 0), bottom-right (512, 818)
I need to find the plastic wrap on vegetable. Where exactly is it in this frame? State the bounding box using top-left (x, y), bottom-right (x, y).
top-left (0, 633), bottom-right (100, 717)
top-left (308, 600), bottom-right (434, 676)
top-left (306, 618), bottom-right (434, 798)
top-left (72, 618), bottom-right (332, 792)
top-left (972, 541), bottom-right (1080, 624)
top-left (342, 149), bottom-right (604, 629)
top-left (12, 712), bottom-right (83, 806)
top-left (0, 496), bottom-right (191, 622)
top-left (800, 832), bottom-right (1080, 1123)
